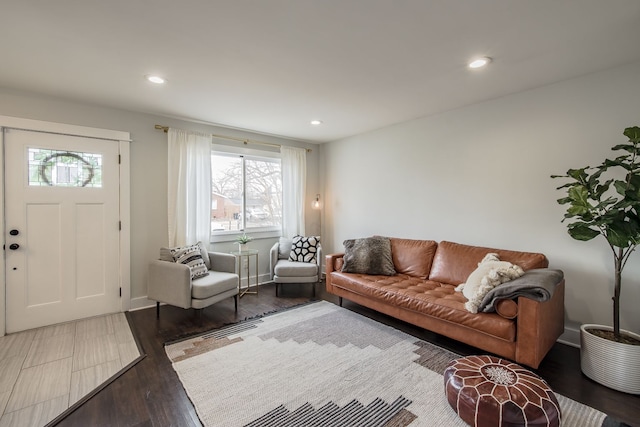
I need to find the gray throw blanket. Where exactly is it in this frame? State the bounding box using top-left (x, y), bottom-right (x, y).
top-left (479, 268), bottom-right (564, 313)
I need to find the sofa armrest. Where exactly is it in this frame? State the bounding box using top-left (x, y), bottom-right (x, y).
top-left (515, 279), bottom-right (565, 368)
top-left (325, 253), bottom-right (345, 292)
top-left (147, 260), bottom-right (192, 309)
top-left (325, 253), bottom-right (345, 275)
top-left (209, 252), bottom-right (236, 274)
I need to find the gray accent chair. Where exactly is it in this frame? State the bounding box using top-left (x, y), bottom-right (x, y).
top-left (270, 237), bottom-right (322, 297)
top-left (148, 248), bottom-right (239, 318)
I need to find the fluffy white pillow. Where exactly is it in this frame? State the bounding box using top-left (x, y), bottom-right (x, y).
top-left (455, 253), bottom-right (524, 313)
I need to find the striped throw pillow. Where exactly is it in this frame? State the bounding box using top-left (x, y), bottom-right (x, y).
top-left (171, 244), bottom-right (209, 279)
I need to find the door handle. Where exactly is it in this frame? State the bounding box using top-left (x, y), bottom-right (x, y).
top-left (9, 243), bottom-right (19, 250)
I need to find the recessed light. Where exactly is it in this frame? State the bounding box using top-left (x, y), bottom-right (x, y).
top-left (468, 57), bottom-right (492, 69)
top-left (310, 120), bottom-right (323, 126)
top-left (145, 75), bottom-right (166, 84)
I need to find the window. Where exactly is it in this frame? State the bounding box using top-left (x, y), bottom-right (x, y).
top-left (28, 148), bottom-right (102, 187)
top-left (211, 151), bottom-right (282, 235)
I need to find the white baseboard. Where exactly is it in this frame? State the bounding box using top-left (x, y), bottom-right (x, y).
top-left (129, 296), bottom-right (157, 311)
top-left (558, 326), bottom-right (580, 348)
top-left (239, 273), bottom-right (272, 288)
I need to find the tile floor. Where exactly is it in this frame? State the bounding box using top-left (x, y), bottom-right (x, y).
top-left (0, 313), bottom-right (140, 427)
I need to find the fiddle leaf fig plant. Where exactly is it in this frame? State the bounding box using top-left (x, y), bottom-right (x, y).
top-left (552, 126), bottom-right (640, 341)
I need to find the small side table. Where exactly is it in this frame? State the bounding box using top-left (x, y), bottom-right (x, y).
top-left (231, 249), bottom-right (259, 297)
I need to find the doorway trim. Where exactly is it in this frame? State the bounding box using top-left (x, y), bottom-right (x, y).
top-left (0, 115), bottom-right (131, 336)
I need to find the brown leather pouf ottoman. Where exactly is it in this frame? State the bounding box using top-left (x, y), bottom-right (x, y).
top-left (444, 355), bottom-right (561, 427)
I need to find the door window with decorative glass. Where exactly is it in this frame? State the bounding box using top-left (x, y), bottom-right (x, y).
top-left (29, 148), bottom-right (102, 187)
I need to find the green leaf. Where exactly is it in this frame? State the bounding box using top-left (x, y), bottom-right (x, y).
top-left (603, 158), bottom-right (632, 171)
top-left (568, 186), bottom-right (590, 206)
top-left (611, 144), bottom-right (636, 153)
top-left (613, 180), bottom-right (628, 196)
top-left (626, 189), bottom-right (640, 203)
top-left (607, 218), bottom-right (633, 248)
top-left (627, 213), bottom-right (640, 239)
top-left (567, 223), bottom-right (600, 241)
top-left (588, 167), bottom-right (605, 182)
top-left (594, 179), bottom-right (613, 199)
top-left (567, 205), bottom-right (589, 216)
top-left (629, 174), bottom-right (640, 193)
top-left (567, 168), bottom-right (589, 182)
top-left (623, 126), bottom-right (640, 143)
top-left (555, 182), bottom-right (577, 190)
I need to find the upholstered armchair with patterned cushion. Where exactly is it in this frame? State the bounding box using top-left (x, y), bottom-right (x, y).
top-left (148, 242), bottom-right (239, 317)
top-left (270, 236), bottom-right (322, 297)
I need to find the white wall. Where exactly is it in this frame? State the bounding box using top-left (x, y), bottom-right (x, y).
top-left (0, 88), bottom-right (320, 309)
top-left (322, 61), bottom-right (640, 344)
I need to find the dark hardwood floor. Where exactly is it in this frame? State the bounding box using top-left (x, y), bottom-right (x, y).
top-left (56, 282), bottom-right (640, 427)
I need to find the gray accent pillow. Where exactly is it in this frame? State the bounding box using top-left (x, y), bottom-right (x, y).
top-left (341, 236), bottom-right (396, 276)
top-left (278, 237), bottom-right (293, 260)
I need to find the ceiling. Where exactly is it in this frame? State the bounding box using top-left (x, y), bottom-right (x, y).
top-left (2, 1), bottom-right (640, 143)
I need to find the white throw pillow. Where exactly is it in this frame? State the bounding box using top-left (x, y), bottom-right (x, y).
top-left (288, 235), bottom-right (320, 263)
top-left (455, 253), bottom-right (524, 313)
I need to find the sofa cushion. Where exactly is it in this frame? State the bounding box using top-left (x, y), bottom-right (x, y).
top-left (191, 271), bottom-right (238, 299)
top-left (342, 236), bottom-right (396, 276)
top-left (330, 271), bottom-right (515, 341)
top-left (170, 244), bottom-right (209, 279)
top-left (289, 235), bottom-right (320, 263)
top-left (429, 241), bottom-right (548, 285)
top-left (389, 237), bottom-right (438, 279)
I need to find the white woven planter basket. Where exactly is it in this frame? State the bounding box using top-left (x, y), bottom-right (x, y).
top-left (580, 324), bottom-right (640, 394)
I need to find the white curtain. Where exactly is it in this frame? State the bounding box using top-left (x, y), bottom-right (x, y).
top-left (167, 128), bottom-right (212, 247)
top-left (281, 146), bottom-right (307, 237)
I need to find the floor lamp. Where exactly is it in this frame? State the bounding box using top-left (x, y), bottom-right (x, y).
top-left (312, 194), bottom-right (323, 277)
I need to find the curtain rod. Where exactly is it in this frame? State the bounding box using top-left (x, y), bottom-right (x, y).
top-left (154, 125), bottom-right (311, 152)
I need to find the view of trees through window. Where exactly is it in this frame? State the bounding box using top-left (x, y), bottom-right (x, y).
top-left (211, 152), bottom-right (282, 233)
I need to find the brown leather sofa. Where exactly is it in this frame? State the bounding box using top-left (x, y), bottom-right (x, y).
top-left (325, 238), bottom-right (565, 368)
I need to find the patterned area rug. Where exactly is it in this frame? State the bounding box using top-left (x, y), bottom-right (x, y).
top-left (166, 301), bottom-right (618, 427)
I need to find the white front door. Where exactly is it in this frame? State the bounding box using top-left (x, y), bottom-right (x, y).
top-left (4, 128), bottom-right (121, 333)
